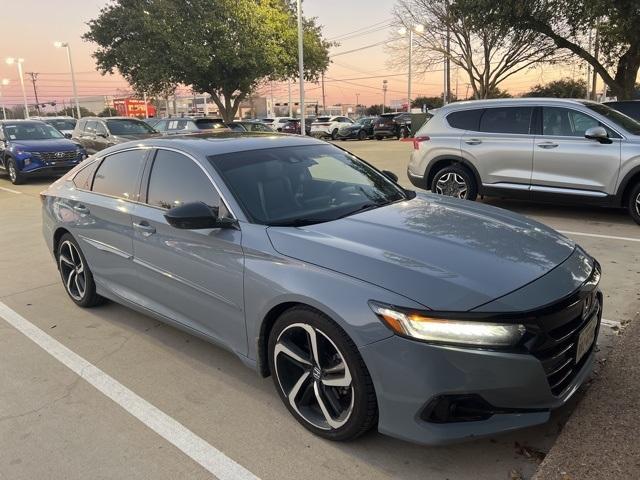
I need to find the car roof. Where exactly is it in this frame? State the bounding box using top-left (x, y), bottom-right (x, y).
top-left (0, 119), bottom-right (48, 125)
top-left (96, 131), bottom-right (328, 157)
top-left (438, 97), bottom-right (600, 113)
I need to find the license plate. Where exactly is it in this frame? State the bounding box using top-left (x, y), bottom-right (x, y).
top-left (575, 315), bottom-right (598, 363)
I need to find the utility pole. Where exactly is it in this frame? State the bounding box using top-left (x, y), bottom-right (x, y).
top-left (591, 20), bottom-right (600, 101)
top-left (144, 91), bottom-right (149, 117)
top-left (296, 0), bottom-right (306, 135)
top-left (444, 0), bottom-right (451, 104)
top-left (26, 72), bottom-right (41, 115)
top-left (356, 93), bottom-right (360, 116)
top-left (586, 28), bottom-right (593, 99)
top-left (382, 80), bottom-right (388, 113)
top-left (321, 73), bottom-right (326, 114)
top-left (288, 79), bottom-right (293, 117)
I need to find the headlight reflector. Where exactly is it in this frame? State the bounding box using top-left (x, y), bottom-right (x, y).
top-left (370, 303), bottom-right (525, 347)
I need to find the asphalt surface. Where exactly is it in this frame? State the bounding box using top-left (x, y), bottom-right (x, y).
top-left (0, 139), bottom-right (638, 480)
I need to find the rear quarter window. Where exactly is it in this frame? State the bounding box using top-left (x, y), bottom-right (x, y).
top-left (446, 109), bottom-right (484, 131)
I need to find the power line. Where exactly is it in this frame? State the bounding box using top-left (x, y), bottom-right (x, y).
top-left (327, 19), bottom-right (392, 42)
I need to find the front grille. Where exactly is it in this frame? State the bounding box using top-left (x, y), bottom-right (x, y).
top-left (527, 264), bottom-right (602, 397)
top-left (33, 151), bottom-right (78, 162)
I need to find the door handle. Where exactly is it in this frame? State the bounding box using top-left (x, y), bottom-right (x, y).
top-left (133, 221), bottom-right (156, 237)
top-left (465, 139), bottom-right (482, 145)
top-left (537, 142), bottom-right (559, 149)
top-left (72, 204), bottom-right (90, 215)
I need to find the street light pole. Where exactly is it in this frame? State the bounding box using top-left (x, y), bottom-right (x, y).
top-left (54, 42), bottom-right (81, 119)
top-left (399, 25), bottom-right (423, 112)
top-left (0, 79), bottom-right (8, 120)
top-left (382, 80), bottom-right (388, 113)
top-left (6, 58), bottom-right (28, 118)
top-left (355, 93), bottom-right (360, 116)
top-left (296, 0), bottom-right (305, 135)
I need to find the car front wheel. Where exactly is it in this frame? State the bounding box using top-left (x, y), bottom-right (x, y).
top-left (268, 306), bottom-right (377, 441)
top-left (7, 158), bottom-right (23, 185)
top-left (431, 164), bottom-right (478, 201)
top-left (331, 128), bottom-right (339, 140)
top-left (57, 233), bottom-right (104, 307)
top-left (628, 182), bottom-right (640, 225)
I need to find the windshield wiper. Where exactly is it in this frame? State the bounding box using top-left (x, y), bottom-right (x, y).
top-left (270, 218), bottom-right (331, 227)
top-left (337, 201), bottom-right (390, 220)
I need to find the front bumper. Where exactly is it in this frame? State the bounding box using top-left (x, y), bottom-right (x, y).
top-left (336, 129), bottom-right (360, 139)
top-left (359, 332), bottom-right (596, 445)
top-left (21, 162), bottom-right (80, 177)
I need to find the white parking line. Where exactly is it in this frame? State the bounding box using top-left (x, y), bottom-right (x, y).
top-left (558, 230), bottom-right (640, 243)
top-left (0, 186), bottom-right (22, 194)
top-left (602, 318), bottom-right (623, 328)
top-left (0, 301), bottom-right (259, 480)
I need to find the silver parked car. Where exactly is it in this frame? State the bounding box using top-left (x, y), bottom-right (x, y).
top-left (42, 133), bottom-right (601, 445)
top-left (407, 98), bottom-right (640, 225)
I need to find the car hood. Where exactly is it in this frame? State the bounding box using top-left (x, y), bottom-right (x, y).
top-left (11, 138), bottom-right (78, 152)
top-left (267, 194), bottom-right (575, 311)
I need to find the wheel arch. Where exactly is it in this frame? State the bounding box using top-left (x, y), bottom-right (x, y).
top-left (424, 155), bottom-right (481, 191)
top-left (53, 227), bottom-right (72, 261)
top-left (617, 165), bottom-right (640, 207)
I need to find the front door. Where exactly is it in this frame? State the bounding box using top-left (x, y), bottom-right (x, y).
top-left (131, 148), bottom-right (246, 354)
top-left (532, 107), bottom-right (622, 194)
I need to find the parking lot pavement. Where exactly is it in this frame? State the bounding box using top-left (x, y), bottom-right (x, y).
top-left (0, 143), bottom-right (638, 480)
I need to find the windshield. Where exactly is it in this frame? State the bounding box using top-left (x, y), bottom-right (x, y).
top-left (209, 144), bottom-right (406, 226)
top-left (3, 122), bottom-right (65, 140)
top-left (45, 119), bottom-right (76, 131)
top-left (583, 103), bottom-right (640, 135)
top-left (356, 118), bottom-right (370, 125)
top-left (106, 119), bottom-right (156, 135)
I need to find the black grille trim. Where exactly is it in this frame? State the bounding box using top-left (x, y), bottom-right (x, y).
top-left (32, 151), bottom-right (78, 162)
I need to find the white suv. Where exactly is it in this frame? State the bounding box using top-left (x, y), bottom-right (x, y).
top-left (408, 98), bottom-right (640, 225)
top-left (310, 116), bottom-right (354, 140)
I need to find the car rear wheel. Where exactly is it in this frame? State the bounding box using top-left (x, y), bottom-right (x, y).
top-left (431, 164), bottom-right (478, 201)
top-left (7, 158), bottom-right (23, 185)
top-left (358, 130), bottom-right (366, 141)
top-left (268, 306), bottom-right (377, 441)
top-left (57, 234), bottom-right (104, 307)
top-left (628, 182), bottom-right (640, 225)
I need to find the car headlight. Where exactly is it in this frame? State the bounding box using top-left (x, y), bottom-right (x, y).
top-left (370, 302), bottom-right (526, 347)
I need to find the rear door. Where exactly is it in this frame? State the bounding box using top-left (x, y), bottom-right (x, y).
top-left (71, 148), bottom-right (149, 298)
top-left (131, 148), bottom-right (246, 353)
top-left (94, 121), bottom-right (112, 151)
top-left (461, 106), bottom-right (535, 189)
top-left (80, 121), bottom-right (98, 154)
top-left (531, 106), bottom-right (622, 194)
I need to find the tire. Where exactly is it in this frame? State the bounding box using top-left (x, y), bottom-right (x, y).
top-left (430, 164), bottom-right (478, 201)
top-left (401, 127), bottom-right (410, 139)
top-left (331, 128), bottom-right (339, 140)
top-left (357, 130), bottom-right (366, 141)
top-left (375, 136), bottom-right (382, 141)
top-left (7, 158), bottom-right (23, 185)
top-left (627, 182), bottom-right (640, 226)
top-left (268, 306), bottom-right (377, 441)
top-left (56, 233), bottom-right (105, 307)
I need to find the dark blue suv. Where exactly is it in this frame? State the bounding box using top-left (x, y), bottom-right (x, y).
top-left (0, 120), bottom-right (87, 184)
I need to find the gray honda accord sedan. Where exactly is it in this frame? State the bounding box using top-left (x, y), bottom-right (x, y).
top-left (41, 133), bottom-right (602, 445)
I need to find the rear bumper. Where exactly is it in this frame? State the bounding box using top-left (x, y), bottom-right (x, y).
top-left (336, 130), bottom-right (360, 139)
top-left (374, 127), bottom-right (397, 137)
top-left (407, 168), bottom-right (428, 190)
top-left (359, 334), bottom-right (595, 445)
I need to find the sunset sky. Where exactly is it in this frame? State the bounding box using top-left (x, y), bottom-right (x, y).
top-left (0, 0), bottom-right (584, 111)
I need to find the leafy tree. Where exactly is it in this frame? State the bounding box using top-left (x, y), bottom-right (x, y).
top-left (58, 107), bottom-right (96, 118)
top-left (411, 96), bottom-right (443, 109)
top-left (365, 104), bottom-right (389, 116)
top-left (98, 107), bottom-right (117, 117)
top-left (524, 78), bottom-right (587, 98)
top-left (455, 0), bottom-right (640, 99)
top-left (393, 0), bottom-right (558, 99)
top-left (85, 0), bottom-right (332, 121)
top-left (486, 87), bottom-right (512, 98)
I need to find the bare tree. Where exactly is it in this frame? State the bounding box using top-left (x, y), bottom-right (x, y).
top-left (392, 0), bottom-right (560, 99)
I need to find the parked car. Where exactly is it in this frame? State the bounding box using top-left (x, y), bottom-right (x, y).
top-left (42, 132), bottom-right (601, 445)
top-left (0, 120), bottom-right (86, 184)
top-left (153, 117), bottom-right (228, 135)
top-left (143, 117), bottom-right (162, 128)
top-left (373, 112), bottom-right (411, 140)
top-left (281, 119), bottom-right (301, 134)
top-left (72, 117), bottom-right (158, 154)
top-left (408, 98), bottom-right (640, 225)
top-left (32, 116), bottom-right (77, 138)
top-left (227, 121), bottom-right (275, 133)
top-left (336, 116), bottom-right (376, 140)
top-left (603, 100), bottom-right (640, 122)
top-left (310, 116), bottom-right (354, 139)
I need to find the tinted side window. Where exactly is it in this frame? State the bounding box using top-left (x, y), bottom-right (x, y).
top-left (479, 107), bottom-right (533, 134)
top-left (95, 122), bottom-right (108, 136)
top-left (85, 121), bottom-right (97, 134)
top-left (447, 109), bottom-right (483, 131)
top-left (542, 107), bottom-right (615, 137)
top-left (147, 150), bottom-right (219, 210)
top-left (92, 149), bottom-right (147, 200)
top-left (73, 160), bottom-right (101, 190)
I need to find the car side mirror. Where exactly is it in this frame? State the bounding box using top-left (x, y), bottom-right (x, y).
top-left (585, 126), bottom-right (612, 144)
top-left (164, 201), bottom-right (238, 230)
top-left (64, 133), bottom-right (72, 139)
top-left (382, 170), bottom-right (399, 182)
